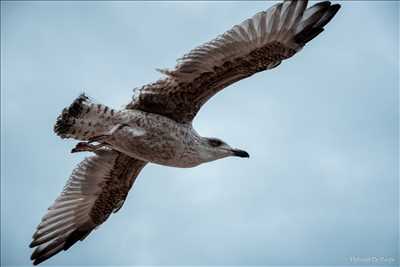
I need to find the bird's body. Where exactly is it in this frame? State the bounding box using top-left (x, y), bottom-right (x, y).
top-left (30, 0), bottom-right (341, 265)
top-left (55, 95), bottom-right (233, 168)
top-left (109, 120), bottom-right (226, 168)
top-left (105, 111), bottom-right (197, 167)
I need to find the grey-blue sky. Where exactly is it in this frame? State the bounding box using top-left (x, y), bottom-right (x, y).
top-left (1, 1), bottom-right (398, 266)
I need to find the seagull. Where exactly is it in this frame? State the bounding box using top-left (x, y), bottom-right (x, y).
top-left (30, 0), bottom-right (341, 264)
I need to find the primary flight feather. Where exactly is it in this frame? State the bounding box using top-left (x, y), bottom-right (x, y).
top-left (30, 0), bottom-right (341, 264)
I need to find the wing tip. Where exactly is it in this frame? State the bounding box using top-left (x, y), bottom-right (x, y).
top-left (29, 227), bottom-right (93, 265)
top-left (64, 228), bottom-right (93, 250)
top-left (294, 1), bottom-right (341, 45)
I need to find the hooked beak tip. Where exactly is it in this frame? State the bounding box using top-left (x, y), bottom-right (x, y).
top-left (232, 149), bottom-right (250, 158)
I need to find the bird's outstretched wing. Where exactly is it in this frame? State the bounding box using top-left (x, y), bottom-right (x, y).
top-left (127, 0), bottom-right (340, 123)
top-left (30, 149), bottom-right (147, 265)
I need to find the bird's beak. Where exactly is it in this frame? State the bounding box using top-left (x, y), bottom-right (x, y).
top-left (231, 149), bottom-right (250, 158)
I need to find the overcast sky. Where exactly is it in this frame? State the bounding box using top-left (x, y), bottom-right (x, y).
top-left (1, 1), bottom-right (398, 266)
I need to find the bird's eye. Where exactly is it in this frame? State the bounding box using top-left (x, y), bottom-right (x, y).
top-left (208, 138), bottom-right (223, 147)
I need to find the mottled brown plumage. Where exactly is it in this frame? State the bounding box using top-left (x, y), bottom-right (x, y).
top-left (30, 150), bottom-right (146, 265)
top-left (30, 0), bottom-right (341, 264)
top-left (127, 41), bottom-right (297, 123)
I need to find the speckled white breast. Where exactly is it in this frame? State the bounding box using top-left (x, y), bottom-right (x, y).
top-left (105, 110), bottom-right (203, 168)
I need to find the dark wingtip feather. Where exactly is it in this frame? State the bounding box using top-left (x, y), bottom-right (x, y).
top-left (29, 240), bottom-right (36, 248)
top-left (63, 228), bottom-right (93, 251)
top-left (295, 27), bottom-right (324, 44)
top-left (328, 4), bottom-right (341, 20)
top-left (313, 1), bottom-right (332, 8)
top-left (30, 227), bottom-right (94, 265)
top-left (316, 4), bottom-right (341, 28)
top-left (294, 1), bottom-right (340, 45)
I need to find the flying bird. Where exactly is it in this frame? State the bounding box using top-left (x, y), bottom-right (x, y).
top-left (30, 0), bottom-right (341, 264)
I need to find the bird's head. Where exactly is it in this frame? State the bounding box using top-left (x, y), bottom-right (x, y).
top-left (198, 137), bottom-right (249, 163)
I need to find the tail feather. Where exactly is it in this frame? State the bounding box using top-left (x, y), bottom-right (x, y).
top-left (54, 94), bottom-right (88, 138)
top-left (54, 94), bottom-right (119, 141)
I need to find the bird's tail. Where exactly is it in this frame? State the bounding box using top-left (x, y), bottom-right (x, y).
top-left (54, 94), bottom-right (120, 141)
